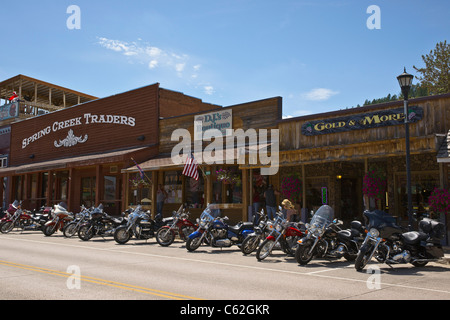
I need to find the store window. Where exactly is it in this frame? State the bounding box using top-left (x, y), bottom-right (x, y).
top-left (81, 177), bottom-right (96, 208)
top-left (164, 171), bottom-right (183, 204)
top-left (306, 176), bottom-right (330, 212)
top-left (184, 175), bottom-right (205, 208)
top-left (396, 171), bottom-right (440, 219)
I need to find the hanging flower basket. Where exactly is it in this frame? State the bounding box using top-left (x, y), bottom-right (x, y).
top-left (129, 175), bottom-right (150, 188)
top-left (363, 166), bottom-right (387, 200)
top-left (428, 188), bottom-right (450, 216)
top-left (216, 168), bottom-right (241, 185)
top-left (280, 175), bottom-right (302, 203)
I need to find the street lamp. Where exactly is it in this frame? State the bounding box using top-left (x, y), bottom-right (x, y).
top-left (397, 68), bottom-right (414, 230)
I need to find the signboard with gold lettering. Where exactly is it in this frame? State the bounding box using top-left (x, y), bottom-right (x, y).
top-left (301, 106), bottom-right (423, 136)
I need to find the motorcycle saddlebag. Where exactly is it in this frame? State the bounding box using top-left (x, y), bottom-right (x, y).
top-left (419, 218), bottom-right (445, 240)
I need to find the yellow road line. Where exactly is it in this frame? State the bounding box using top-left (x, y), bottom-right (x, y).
top-left (0, 260), bottom-right (202, 300)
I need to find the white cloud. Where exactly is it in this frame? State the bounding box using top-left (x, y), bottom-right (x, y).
top-left (97, 37), bottom-right (191, 77)
top-left (303, 88), bottom-right (339, 101)
top-left (204, 86), bottom-right (214, 95)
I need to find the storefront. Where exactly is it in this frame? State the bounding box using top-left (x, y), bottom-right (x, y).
top-left (276, 93), bottom-right (450, 229)
top-left (125, 96), bottom-right (282, 222)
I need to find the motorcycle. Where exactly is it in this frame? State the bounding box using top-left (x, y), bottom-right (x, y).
top-left (186, 205), bottom-right (254, 252)
top-left (255, 210), bottom-right (304, 261)
top-left (0, 201), bottom-right (50, 234)
top-left (78, 204), bottom-right (126, 241)
top-left (42, 202), bottom-right (74, 236)
top-left (113, 205), bottom-right (165, 244)
top-left (156, 205), bottom-right (197, 246)
top-left (295, 205), bottom-right (365, 265)
top-left (63, 205), bottom-right (92, 238)
top-left (354, 210), bottom-right (446, 271)
top-left (241, 210), bottom-right (273, 255)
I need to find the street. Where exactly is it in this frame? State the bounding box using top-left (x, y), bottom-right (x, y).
top-left (1, 230), bottom-right (449, 303)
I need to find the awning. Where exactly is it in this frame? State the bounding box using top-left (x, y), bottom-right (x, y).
top-left (0, 146), bottom-right (155, 175)
top-left (124, 143), bottom-right (274, 173)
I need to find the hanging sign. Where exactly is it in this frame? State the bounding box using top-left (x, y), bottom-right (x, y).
top-left (302, 106), bottom-right (423, 136)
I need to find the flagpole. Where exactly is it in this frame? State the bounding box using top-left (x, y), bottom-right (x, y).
top-left (131, 158), bottom-right (152, 186)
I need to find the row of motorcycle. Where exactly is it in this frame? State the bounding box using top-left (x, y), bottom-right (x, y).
top-left (0, 200), bottom-right (447, 271)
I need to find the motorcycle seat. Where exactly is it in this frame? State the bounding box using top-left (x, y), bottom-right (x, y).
top-left (337, 229), bottom-right (352, 240)
top-left (229, 222), bottom-right (253, 234)
top-left (402, 231), bottom-right (428, 245)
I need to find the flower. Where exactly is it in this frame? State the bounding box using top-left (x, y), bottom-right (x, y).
top-left (363, 166), bottom-right (386, 200)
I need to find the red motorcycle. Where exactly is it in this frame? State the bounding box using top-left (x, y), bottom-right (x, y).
top-left (156, 206), bottom-right (197, 246)
top-left (256, 211), bottom-right (305, 261)
top-left (0, 201), bottom-right (31, 234)
top-left (42, 202), bottom-right (74, 236)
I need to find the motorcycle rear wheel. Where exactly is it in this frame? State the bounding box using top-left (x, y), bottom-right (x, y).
top-left (256, 239), bottom-right (276, 261)
top-left (114, 226), bottom-right (131, 244)
top-left (241, 235), bottom-right (260, 255)
top-left (156, 227), bottom-right (175, 247)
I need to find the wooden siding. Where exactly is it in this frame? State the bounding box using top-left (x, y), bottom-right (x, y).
top-left (278, 95), bottom-right (450, 163)
top-left (159, 97), bottom-right (282, 154)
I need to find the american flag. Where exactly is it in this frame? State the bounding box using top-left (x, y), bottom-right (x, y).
top-left (182, 153), bottom-right (199, 181)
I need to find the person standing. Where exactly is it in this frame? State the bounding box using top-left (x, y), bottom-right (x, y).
top-left (156, 184), bottom-right (167, 215)
top-left (264, 184), bottom-right (278, 220)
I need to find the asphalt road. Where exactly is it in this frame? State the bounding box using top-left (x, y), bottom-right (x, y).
top-left (1, 230), bottom-right (449, 304)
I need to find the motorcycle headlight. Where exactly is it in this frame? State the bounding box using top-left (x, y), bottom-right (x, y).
top-left (369, 228), bottom-right (379, 238)
top-left (276, 225), bottom-right (283, 232)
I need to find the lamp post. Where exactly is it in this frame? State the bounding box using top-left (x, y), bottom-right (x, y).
top-left (397, 68), bottom-right (414, 230)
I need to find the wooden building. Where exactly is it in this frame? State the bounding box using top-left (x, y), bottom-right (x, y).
top-left (0, 82), bottom-right (220, 214)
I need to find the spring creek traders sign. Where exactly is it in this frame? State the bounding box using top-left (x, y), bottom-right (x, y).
top-left (21, 113), bottom-right (136, 149)
top-left (301, 106), bottom-right (423, 136)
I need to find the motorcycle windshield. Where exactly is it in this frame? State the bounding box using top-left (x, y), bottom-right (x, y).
top-left (311, 205), bottom-right (334, 227)
top-left (363, 210), bottom-right (398, 229)
top-left (200, 207), bottom-right (215, 223)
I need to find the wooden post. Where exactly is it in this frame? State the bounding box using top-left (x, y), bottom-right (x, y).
top-left (242, 169), bottom-right (249, 221)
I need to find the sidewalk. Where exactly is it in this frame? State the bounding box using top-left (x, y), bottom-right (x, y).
top-left (441, 246), bottom-right (450, 265)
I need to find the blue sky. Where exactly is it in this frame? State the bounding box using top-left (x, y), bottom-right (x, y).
top-left (0, 0), bottom-right (449, 118)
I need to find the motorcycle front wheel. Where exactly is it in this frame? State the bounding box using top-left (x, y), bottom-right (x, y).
top-left (0, 221), bottom-right (14, 234)
top-left (186, 237), bottom-right (202, 252)
top-left (42, 224), bottom-right (57, 236)
top-left (354, 244), bottom-right (373, 271)
top-left (63, 222), bottom-right (78, 238)
top-left (241, 235), bottom-right (260, 255)
top-left (156, 227), bottom-right (175, 247)
top-left (295, 242), bottom-right (314, 265)
top-left (78, 225), bottom-right (94, 241)
top-left (256, 239), bottom-right (276, 261)
top-left (114, 226), bottom-right (131, 244)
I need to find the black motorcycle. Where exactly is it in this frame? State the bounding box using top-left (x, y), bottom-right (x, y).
top-left (78, 204), bottom-right (126, 241)
top-left (355, 210), bottom-right (446, 271)
top-left (295, 205), bottom-right (365, 265)
top-left (113, 205), bottom-right (165, 244)
top-left (240, 210), bottom-right (272, 255)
